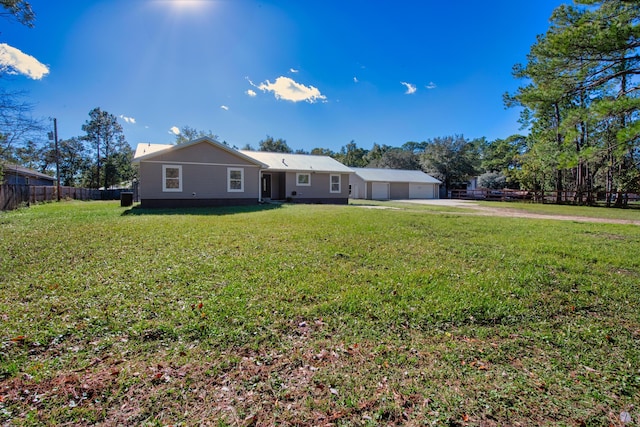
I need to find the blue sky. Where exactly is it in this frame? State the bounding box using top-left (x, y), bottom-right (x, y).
top-left (2, 0), bottom-right (567, 152)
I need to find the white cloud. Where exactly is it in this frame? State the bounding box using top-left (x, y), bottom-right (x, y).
top-left (426, 82), bottom-right (437, 90)
top-left (246, 89), bottom-right (257, 97)
top-left (401, 82), bottom-right (417, 95)
top-left (220, 105), bottom-right (229, 111)
top-left (0, 43), bottom-right (49, 80)
top-left (254, 76), bottom-right (327, 103)
top-left (119, 115), bottom-right (136, 124)
top-left (169, 126), bottom-right (180, 135)
top-left (289, 68), bottom-right (299, 73)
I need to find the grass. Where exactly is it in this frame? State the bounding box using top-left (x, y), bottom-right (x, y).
top-left (1, 200), bottom-right (639, 426)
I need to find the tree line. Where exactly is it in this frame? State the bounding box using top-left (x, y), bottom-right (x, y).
top-left (1, 0), bottom-right (638, 203)
top-left (506, 0), bottom-right (640, 207)
top-left (1, 106), bottom-right (136, 189)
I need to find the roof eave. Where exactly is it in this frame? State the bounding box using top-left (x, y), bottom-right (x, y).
top-left (264, 167), bottom-right (353, 174)
top-left (132, 138), bottom-right (267, 168)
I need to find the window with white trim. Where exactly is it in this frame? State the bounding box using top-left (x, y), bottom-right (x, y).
top-left (297, 173), bottom-right (311, 186)
top-left (330, 174), bottom-right (341, 193)
top-left (162, 165), bottom-right (182, 192)
top-left (228, 167), bottom-right (244, 192)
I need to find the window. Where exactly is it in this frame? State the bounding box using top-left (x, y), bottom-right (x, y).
top-left (297, 173), bottom-right (311, 186)
top-left (330, 174), bottom-right (341, 193)
top-left (163, 165), bottom-right (182, 192)
top-left (228, 168), bottom-right (244, 192)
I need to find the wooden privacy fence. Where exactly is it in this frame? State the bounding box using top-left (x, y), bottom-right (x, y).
top-left (0, 185), bottom-right (29, 211)
top-left (0, 185), bottom-right (134, 211)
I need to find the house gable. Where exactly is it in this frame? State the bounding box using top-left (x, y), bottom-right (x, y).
top-left (134, 138), bottom-right (265, 208)
top-left (134, 137), bottom-right (266, 168)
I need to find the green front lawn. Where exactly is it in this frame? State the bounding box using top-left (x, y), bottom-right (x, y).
top-left (1, 201), bottom-right (639, 425)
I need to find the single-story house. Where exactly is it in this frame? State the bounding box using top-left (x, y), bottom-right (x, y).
top-left (1, 164), bottom-right (56, 186)
top-left (350, 168), bottom-right (441, 200)
top-left (132, 137), bottom-right (352, 208)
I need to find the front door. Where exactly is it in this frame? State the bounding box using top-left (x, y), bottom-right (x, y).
top-left (261, 174), bottom-right (272, 199)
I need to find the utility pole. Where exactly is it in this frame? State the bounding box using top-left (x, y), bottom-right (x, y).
top-left (53, 118), bottom-right (60, 201)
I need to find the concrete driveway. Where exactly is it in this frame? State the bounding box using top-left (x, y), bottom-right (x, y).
top-left (394, 199), bottom-right (479, 207)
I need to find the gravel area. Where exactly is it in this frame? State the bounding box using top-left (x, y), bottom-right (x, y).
top-left (394, 199), bottom-right (640, 225)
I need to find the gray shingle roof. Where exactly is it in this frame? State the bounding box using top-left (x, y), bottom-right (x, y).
top-left (1, 164), bottom-right (55, 181)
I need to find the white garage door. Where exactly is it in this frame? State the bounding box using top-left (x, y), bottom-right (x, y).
top-left (372, 182), bottom-right (390, 200)
top-left (409, 183), bottom-right (433, 199)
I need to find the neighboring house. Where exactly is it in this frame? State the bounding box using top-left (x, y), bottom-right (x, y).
top-left (350, 168), bottom-right (441, 200)
top-left (1, 164), bottom-right (55, 186)
top-left (467, 177), bottom-right (478, 191)
top-left (132, 137), bottom-right (352, 207)
top-left (239, 150), bottom-right (352, 204)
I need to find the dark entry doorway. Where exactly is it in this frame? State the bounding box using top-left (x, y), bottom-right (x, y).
top-left (261, 174), bottom-right (272, 199)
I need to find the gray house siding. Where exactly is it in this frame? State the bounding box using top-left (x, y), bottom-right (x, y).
top-left (139, 163), bottom-right (260, 208)
top-left (137, 141), bottom-right (262, 208)
top-left (285, 172), bottom-right (349, 204)
top-left (348, 174), bottom-right (365, 199)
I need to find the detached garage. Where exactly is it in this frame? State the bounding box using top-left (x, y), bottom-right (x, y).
top-left (350, 168), bottom-right (441, 200)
